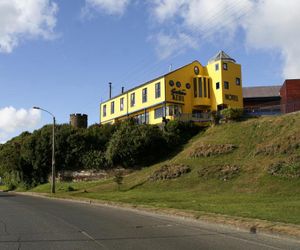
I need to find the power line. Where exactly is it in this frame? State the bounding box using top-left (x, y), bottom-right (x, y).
top-left (108, 0), bottom-right (254, 93)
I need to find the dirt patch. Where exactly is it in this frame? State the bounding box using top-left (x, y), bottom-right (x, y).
top-left (189, 144), bottom-right (237, 158)
top-left (268, 156), bottom-right (300, 179)
top-left (197, 165), bottom-right (240, 181)
top-left (256, 134), bottom-right (300, 156)
top-left (149, 164), bottom-right (191, 181)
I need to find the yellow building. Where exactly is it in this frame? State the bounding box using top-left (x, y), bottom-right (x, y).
top-left (100, 51), bottom-right (243, 125)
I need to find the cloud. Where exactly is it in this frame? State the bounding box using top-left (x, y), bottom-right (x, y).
top-left (0, 107), bottom-right (41, 143)
top-left (243, 0), bottom-right (300, 79)
top-left (83, 0), bottom-right (131, 16)
top-left (152, 32), bottom-right (198, 60)
top-left (0, 0), bottom-right (58, 53)
top-left (151, 0), bottom-right (252, 38)
top-left (150, 0), bottom-right (300, 79)
top-left (151, 0), bottom-right (186, 23)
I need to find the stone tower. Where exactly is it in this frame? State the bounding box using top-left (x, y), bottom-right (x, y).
top-left (69, 114), bottom-right (88, 129)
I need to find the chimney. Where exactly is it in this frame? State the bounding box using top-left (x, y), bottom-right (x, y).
top-left (121, 86), bottom-right (124, 93)
top-left (109, 82), bottom-right (112, 99)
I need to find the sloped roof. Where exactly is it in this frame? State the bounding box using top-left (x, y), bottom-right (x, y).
top-left (101, 60), bottom-right (201, 103)
top-left (243, 86), bottom-right (281, 98)
top-left (208, 50), bottom-right (236, 64)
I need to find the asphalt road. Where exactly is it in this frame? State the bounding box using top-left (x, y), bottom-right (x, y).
top-left (0, 192), bottom-right (299, 250)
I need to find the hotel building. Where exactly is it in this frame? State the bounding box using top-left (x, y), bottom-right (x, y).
top-left (100, 51), bottom-right (243, 125)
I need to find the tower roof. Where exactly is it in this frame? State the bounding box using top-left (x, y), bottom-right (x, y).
top-left (208, 50), bottom-right (236, 64)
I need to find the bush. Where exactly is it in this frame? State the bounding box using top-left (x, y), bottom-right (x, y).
top-left (0, 117), bottom-right (200, 188)
top-left (163, 120), bottom-right (199, 148)
top-left (220, 108), bottom-right (243, 122)
top-left (66, 185), bottom-right (76, 192)
top-left (106, 121), bottom-right (167, 168)
top-left (0, 123), bottom-right (118, 188)
top-left (211, 111), bottom-right (220, 126)
top-left (113, 169), bottom-right (124, 191)
top-left (82, 150), bottom-right (109, 170)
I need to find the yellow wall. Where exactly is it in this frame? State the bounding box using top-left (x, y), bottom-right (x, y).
top-left (100, 93), bottom-right (128, 124)
top-left (100, 77), bottom-right (165, 124)
top-left (127, 77), bottom-right (165, 113)
top-left (221, 62), bottom-right (243, 108)
top-left (166, 61), bottom-right (205, 113)
top-left (206, 60), bottom-right (243, 110)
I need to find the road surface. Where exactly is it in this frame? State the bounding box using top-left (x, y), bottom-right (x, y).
top-left (0, 192), bottom-right (299, 250)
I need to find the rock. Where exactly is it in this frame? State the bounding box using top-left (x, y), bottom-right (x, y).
top-left (189, 144), bottom-right (237, 158)
top-left (197, 165), bottom-right (240, 181)
top-left (149, 164), bottom-right (191, 181)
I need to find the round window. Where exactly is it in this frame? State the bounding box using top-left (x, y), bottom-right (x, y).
top-left (194, 66), bottom-right (199, 75)
top-left (186, 83), bottom-right (191, 89)
top-left (169, 80), bottom-right (174, 86)
top-left (176, 81), bottom-right (181, 88)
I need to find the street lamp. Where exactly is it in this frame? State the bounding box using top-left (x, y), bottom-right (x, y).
top-left (33, 106), bottom-right (56, 194)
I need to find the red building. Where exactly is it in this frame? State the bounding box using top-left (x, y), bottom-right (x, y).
top-left (280, 79), bottom-right (300, 113)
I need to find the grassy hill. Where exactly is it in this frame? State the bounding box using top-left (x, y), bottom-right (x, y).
top-left (31, 112), bottom-right (300, 224)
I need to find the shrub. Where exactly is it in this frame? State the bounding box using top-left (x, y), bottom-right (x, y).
top-left (82, 150), bottom-right (109, 170)
top-left (220, 108), bottom-right (243, 122)
top-left (106, 121), bottom-right (167, 168)
top-left (211, 111), bottom-right (220, 126)
top-left (66, 185), bottom-right (76, 192)
top-left (113, 169), bottom-right (124, 191)
top-left (163, 120), bottom-right (199, 148)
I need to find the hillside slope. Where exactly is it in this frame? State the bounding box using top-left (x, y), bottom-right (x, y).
top-left (32, 112), bottom-right (300, 224)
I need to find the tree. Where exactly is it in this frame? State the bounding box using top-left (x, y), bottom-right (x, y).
top-left (105, 121), bottom-right (167, 168)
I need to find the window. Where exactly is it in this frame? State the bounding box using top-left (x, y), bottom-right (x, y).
top-left (103, 105), bottom-right (106, 117)
top-left (224, 81), bottom-right (229, 89)
top-left (207, 79), bottom-right (211, 98)
top-left (216, 82), bottom-right (220, 89)
top-left (173, 105), bottom-right (182, 115)
top-left (203, 78), bottom-right (207, 98)
top-left (167, 105), bottom-right (182, 116)
top-left (142, 88), bottom-right (147, 103)
top-left (155, 82), bottom-right (161, 98)
top-left (120, 97), bottom-right (124, 111)
top-left (198, 78), bottom-right (203, 97)
top-left (236, 77), bottom-right (241, 86)
top-left (130, 93), bottom-right (135, 107)
top-left (193, 78), bottom-right (197, 97)
top-left (215, 63), bottom-right (219, 71)
top-left (154, 107), bottom-right (164, 119)
top-left (223, 63), bottom-right (228, 70)
top-left (135, 112), bottom-right (149, 124)
top-left (111, 102), bottom-right (114, 114)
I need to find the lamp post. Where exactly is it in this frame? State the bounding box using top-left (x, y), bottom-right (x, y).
top-left (33, 107), bottom-right (56, 194)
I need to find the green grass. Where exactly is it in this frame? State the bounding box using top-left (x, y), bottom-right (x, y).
top-left (29, 113), bottom-right (300, 225)
top-left (0, 185), bottom-right (7, 191)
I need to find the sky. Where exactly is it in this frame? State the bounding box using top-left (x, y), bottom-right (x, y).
top-left (0, 0), bottom-right (300, 143)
